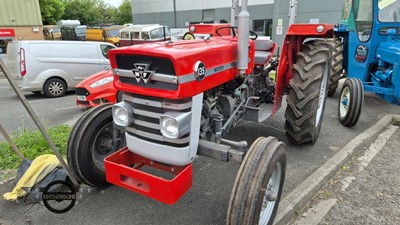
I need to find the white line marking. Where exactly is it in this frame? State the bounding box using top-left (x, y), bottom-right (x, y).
top-left (29, 96), bottom-right (75, 103)
top-left (54, 106), bottom-right (77, 111)
top-left (294, 199), bottom-right (337, 225)
top-left (356, 125), bottom-right (398, 171)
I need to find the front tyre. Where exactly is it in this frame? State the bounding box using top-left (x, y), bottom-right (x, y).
top-left (67, 104), bottom-right (124, 187)
top-left (227, 136), bottom-right (286, 225)
top-left (285, 42), bottom-right (331, 144)
top-left (338, 78), bottom-right (364, 127)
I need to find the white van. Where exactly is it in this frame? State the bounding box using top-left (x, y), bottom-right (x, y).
top-left (6, 41), bottom-right (115, 97)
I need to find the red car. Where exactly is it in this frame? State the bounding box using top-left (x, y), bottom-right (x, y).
top-left (75, 70), bottom-right (122, 107)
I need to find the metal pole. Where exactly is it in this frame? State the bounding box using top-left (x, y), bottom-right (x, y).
top-left (173, 0), bottom-right (177, 28)
top-left (231, 0), bottom-right (239, 26)
top-left (237, 0), bottom-right (250, 75)
top-left (0, 60), bottom-right (80, 187)
top-left (288, 0), bottom-right (297, 25)
top-left (0, 123), bottom-right (25, 161)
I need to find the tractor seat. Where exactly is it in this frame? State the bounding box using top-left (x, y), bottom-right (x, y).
top-left (254, 38), bottom-right (275, 65)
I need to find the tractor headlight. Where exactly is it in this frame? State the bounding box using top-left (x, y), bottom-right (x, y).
top-left (160, 111), bottom-right (191, 139)
top-left (112, 102), bottom-right (133, 126)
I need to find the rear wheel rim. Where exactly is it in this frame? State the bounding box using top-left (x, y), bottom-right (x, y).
top-left (316, 65), bottom-right (328, 127)
top-left (258, 162), bottom-right (282, 224)
top-left (340, 86), bottom-right (350, 118)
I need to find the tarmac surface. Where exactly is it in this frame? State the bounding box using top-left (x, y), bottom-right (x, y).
top-left (291, 125), bottom-right (400, 225)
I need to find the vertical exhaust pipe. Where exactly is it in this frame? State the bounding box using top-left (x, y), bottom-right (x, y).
top-left (237, 0), bottom-right (250, 76)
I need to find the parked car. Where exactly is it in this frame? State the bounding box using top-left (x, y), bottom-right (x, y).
top-left (86, 25), bottom-right (124, 46)
top-left (119, 24), bottom-right (170, 46)
top-left (58, 20), bottom-right (87, 41)
top-left (75, 70), bottom-right (121, 107)
top-left (43, 25), bottom-right (62, 40)
top-left (6, 40), bottom-right (115, 97)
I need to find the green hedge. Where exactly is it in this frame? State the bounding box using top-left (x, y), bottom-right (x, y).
top-left (0, 125), bottom-right (71, 170)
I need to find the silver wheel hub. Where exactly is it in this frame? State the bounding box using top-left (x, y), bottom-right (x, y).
top-left (340, 86), bottom-right (350, 117)
top-left (49, 82), bottom-right (63, 95)
top-left (259, 162), bottom-right (282, 225)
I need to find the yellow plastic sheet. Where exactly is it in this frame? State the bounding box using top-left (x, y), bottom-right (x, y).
top-left (3, 154), bottom-right (62, 201)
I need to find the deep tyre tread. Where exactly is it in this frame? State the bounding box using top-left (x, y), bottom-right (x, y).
top-left (316, 37), bottom-right (344, 97)
top-left (338, 78), bottom-right (364, 127)
top-left (227, 136), bottom-right (286, 225)
top-left (67, 104), bottom-right (121, 187)
top-left (285, 42), bottom-right (331, 144)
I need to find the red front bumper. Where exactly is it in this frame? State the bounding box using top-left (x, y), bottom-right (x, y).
top-left (104, 147), bottom-right (193, 204)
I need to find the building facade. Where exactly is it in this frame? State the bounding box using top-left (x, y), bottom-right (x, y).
top-left (132, 0), bottom-right (275, 37)
top-left (131, 0), bottom-right (346, 46)
top-left (0, 0), bottom-right (43, 53)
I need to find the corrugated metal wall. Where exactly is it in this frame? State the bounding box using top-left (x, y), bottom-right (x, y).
top-left (0, 0), bottom-right (42, 26)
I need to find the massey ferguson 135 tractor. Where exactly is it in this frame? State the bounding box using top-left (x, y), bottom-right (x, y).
top-left (67, 1), bottom-right (334, 224)
top-left (327, 0), bottom-right (400, 126)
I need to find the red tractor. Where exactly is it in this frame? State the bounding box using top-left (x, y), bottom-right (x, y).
top-left (67, 2), bottom-right (334, 224)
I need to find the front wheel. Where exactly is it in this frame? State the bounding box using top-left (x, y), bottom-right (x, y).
top-left (67, 104), bottom-right (125, 187)
top-left (285, 41), bottom-right (331, 144)
top-left (227, 136), bottom-right (286, 225)
top-left (338, 78), bottom-right (364, 127)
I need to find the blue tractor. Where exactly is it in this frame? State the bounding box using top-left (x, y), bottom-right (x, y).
top-left (328, 0), bottom-right (400, 126)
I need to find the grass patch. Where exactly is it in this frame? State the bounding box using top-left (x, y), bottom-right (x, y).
top-left (0, 125), bottom-right (71, 170)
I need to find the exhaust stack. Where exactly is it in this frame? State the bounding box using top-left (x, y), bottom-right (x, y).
top-left (237, 0), bottom-right (249, 75)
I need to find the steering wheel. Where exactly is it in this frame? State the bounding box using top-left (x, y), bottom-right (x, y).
top-left (215, 26), bottom-right (258, 40)
top-left (182, 32), bottom-right (196, 40)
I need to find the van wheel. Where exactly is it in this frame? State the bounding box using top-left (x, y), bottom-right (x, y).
top-left (44, 78), bottom-right (67, 97)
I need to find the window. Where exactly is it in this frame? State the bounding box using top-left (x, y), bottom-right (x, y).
top-left (120, 31), bottom-right (129, 39)
top-left (150, 28), bottom-right (164, 39)
top-left (100, 44), bottom-right (115, 59)
top-left (107, 28), bottom-right (121, 38)
top-left (354, 0), bottom-right (373, 41)
top-left (253, 19), bottom-right (273, 36)
top-left (378, 0), bottom-right (400, 22)
top-left (131, 32), bottom-right (140, 39)
top-left (202, 9), bottom-right (215, 21)
top-left (142, 32), bottom-right (150, 40)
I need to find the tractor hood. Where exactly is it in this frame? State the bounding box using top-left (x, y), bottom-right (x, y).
top-left (376, 41), bottom-right (400, 64)
top-left (108, 38), bottom-right (248, 99)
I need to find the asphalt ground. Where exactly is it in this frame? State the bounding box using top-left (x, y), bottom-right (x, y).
top-left (291, 125), bottom-right (400, 225)
top-left (0, 76), bottom-right (399, 224)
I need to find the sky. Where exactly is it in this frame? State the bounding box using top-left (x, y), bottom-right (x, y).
top-left (106, 0), bottom-right (123, 7)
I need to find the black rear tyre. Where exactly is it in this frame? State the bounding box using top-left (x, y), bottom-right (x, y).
top-left (315, 38), bottom-right (344, 97)
top-left (285, 42), bottom-right (331, 144)
top-left (338, 78), bottom-right (364, 127)
top-left (227, 136), bottom-right (286, 225)
top-left (67, 104), bottom-right (124, 187)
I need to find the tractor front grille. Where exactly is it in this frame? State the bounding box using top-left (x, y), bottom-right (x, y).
top-left (124, 93), bottom-right (192, 148)
top-left (116, 54), bottom-right (178, 91)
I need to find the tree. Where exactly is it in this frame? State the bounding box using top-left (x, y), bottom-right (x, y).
top-left (115, 0), bottom-right (133, 24)
top-left (60, 0), bottom-right (132, 25)
top-left (62, 0), bottom-right (104, 25)
top-left (39, 0), bottom-right (65, 25)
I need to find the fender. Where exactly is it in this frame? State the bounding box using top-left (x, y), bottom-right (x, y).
top-left (272, 24), bottom-right (334, 115)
